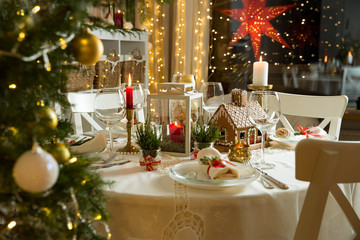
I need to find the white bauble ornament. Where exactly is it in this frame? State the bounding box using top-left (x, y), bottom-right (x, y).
top-left (197, 147), bottom-right (222, 161)
top-left (124, 21), bottom-right (133, 30)
top-left (13, 143), bottom-right (59, 193)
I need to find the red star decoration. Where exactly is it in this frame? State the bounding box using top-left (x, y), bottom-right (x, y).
top-left (217, 0), bottom-right (296, 60)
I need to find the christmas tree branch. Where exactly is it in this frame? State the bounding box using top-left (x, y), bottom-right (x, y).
top-left (0, 34), bottom-right (75, 62)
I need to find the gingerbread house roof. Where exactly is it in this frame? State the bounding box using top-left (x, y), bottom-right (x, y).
top-left (210, 100), bottom-right (268, 130)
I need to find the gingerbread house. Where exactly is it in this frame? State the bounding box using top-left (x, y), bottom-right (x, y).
top-left (210, 89), bottom-right (267, 151)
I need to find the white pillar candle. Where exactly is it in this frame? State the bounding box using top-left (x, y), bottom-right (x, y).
top-left (252, 56), bottom-right (268, 86)
top-left (347, 51), bottom-right (353, 65)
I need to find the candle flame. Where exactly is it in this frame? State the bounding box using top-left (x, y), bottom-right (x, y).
top-left (118, 10), bottom-right (121, 13)
top-left (128, 74), bottom-right (132, 87)
top-left (324, 55), bottom-right (328, 63)
top-left (259, 56), bottom-right (263, 62)
top-left (348, 51), bottom-right (352, 57)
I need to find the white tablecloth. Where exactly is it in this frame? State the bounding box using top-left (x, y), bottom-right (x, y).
top-left (98, 142), bottom-right (359, 240)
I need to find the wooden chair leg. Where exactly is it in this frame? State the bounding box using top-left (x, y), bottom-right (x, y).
top-left (294, 149), bottom-right (339, 240)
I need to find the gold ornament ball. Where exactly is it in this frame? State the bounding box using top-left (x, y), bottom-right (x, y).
top-left (71, 29), bottom-right (104, 65)
top-left (37, 106), bottom-right (58, 131)
top-left (44, 143), bottom-right (71, 164)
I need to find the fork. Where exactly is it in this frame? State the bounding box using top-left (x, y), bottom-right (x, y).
top-left (244, 159), bottom-right (274, 189)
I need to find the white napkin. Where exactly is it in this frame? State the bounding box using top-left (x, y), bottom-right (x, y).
top-left (208, 161), bottom-right (240, 180)
top-left (70, 133), bottom-right (107, 154)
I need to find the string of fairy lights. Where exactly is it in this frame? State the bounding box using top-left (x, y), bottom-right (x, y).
top-left (174, 0), bottom-right (185, 74)
top-left (144, 0), bottom-right (212, 91)
top-left (192, 0), bottom-right (211, 87)
top-left (144, 0), bottom-right (165, 92)
top-left (5, 1), bottom-right (350, 93)
top-left (208, 0), bottom-right (351, 86)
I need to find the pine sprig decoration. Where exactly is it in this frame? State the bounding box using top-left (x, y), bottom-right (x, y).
top-left (192, 116), bottom-right (222, 143)
top-left (0, 0), bottom-right (113, 239)
top-left (199, 155), bottom-right (221, 165)
top-left (135, 117), bottom-right (162, 151)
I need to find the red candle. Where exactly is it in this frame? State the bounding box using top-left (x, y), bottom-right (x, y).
top-left (114, 10), bottom-right (123, 28)
top-left (126, 74), bottom-right (133, 109)
top-left (169, 121), bottom-right (184, 143)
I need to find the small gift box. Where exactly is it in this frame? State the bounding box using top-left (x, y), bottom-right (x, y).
top-left (139, 149), bottom-right (161, 171)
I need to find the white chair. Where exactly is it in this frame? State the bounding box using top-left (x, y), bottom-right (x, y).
top-left (294, 139), bottom-right (360, 239)
top-left (341, 67), bottom-right (360, 106)
top-left (66, 91), bottom-right (103, 135)
top-left (66, 90), bottom-right (146, 135)
top-left (277, 92), bottom-right (348, 140)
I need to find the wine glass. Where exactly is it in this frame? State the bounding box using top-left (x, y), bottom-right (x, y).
top-left (247, 91), bottom-right (280, 169)
top-left (94, 87), bottom-right (126, 156)
top-left (199, 82), bottom-right (224, 116)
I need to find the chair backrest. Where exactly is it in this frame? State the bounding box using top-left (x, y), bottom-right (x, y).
top-left (277, 92), bottom-right (348, 139)
top-left (341, 66), bottom-right (360, 101)
top-left (66, 90), bottom-right (147, 135)
top-left (294, 139), bottom-right (360, 239)
top-left (66, 91), bottom-right (103, 135)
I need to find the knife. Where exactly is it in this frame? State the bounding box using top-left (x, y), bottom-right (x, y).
top-left (256, 168), bottom-right (289, 190)
top-left (91, 160), bottom-right (130, 169)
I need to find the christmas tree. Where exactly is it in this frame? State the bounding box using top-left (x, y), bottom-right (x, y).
top-left (0, 0), bottom-right (114, 239)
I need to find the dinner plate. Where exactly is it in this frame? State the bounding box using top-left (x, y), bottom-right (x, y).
top-left (169, 161), bottom-right (260, 190)
top-left (269, 134), bottom-right (337, 146)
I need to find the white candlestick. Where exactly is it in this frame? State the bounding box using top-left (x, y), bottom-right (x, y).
top-left (253, 57), bottom-right (268, 86)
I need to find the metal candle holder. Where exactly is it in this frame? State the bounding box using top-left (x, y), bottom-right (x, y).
top-left (118, 108), bottom-right (139, 154)
top-left (247, 84), bottom-right (273, 107)
top-left (247, 84), bottom-right (273, 91)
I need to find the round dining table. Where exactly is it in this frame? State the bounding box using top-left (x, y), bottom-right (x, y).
top-left (97, 142), bottom-right (359, 240)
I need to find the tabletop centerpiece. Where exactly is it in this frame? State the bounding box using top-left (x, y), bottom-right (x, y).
top-left (147, 82), bottom-right (203, 156)
top-left (135, 117), bottom-right (162, 171)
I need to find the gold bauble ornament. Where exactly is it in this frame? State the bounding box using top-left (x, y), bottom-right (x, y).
top-left (37, 106), bottom-right (58, 132)
top-left (44, 143), bottom-right (71, 164)
top-left (71, 28), bottom-right (104, 65)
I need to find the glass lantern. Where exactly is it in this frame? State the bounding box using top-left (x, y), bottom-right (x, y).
top-left (147, 83), bottom-right (203, 156)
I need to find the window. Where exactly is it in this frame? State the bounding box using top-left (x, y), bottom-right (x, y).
top-left (209, 0), bottom-right (360, 106)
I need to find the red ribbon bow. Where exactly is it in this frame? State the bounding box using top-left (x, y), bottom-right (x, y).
top-left (190, 148), bottom-right (200, 160)
top-left (297, 125), bottom-right (322, 138)
top-left (139, 155), bottom-right (161, 171)
top-left (206, 159), bottom-right (236, 175)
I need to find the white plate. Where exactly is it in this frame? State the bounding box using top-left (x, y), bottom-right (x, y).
top-left (169, 161), bottom-right (260, 190)
top-left (270, 134), bottom-right (337, 146)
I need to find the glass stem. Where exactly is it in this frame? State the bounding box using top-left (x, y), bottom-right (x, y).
top-left (260, 130), bottom-right (266, 166)
top-left (107, 122), bottom-right (113, 153)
